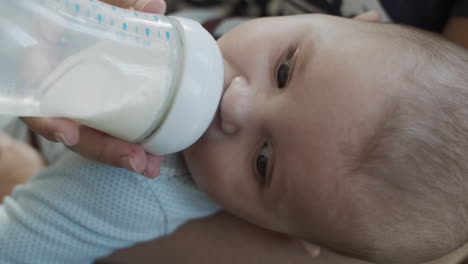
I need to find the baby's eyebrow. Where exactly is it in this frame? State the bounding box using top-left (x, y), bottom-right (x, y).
top-left (284, 38), bottom-right (312, 97)
top-left (295, 38), bottom-right (314, 78)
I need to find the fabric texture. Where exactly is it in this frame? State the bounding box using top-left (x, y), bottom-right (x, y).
top-left (0, 152), bottom-right (220, 264)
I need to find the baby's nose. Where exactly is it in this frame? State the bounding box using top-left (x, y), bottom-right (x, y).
top-left (219, 76), bottom-right (255, 135)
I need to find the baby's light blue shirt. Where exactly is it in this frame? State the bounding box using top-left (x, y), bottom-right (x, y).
top-left (0, 151), bottom-right (220, 263)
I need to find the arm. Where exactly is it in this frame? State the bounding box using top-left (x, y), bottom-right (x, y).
top-left (443, 16), bottom-right (468, 49)
top-left (443, 0), bottom-right (468, 49)
top-left (99, 212), bottom-right (370, 264)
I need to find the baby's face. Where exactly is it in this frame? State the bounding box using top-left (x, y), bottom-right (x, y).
top-left (184, 15), bottom-right (411, 246)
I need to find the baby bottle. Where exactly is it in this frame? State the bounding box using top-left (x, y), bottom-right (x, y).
top-left (0, 0), bottom-right (223, 154)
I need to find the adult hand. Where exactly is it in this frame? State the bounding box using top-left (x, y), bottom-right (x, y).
top-left (21, 0), bottom-right (167, 178)
top-left (99, 0), bottom-right (166, 13)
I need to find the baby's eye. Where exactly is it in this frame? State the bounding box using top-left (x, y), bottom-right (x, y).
top-left (277, 61), bottom-right (290, 89)
top-left (256, 143), bottom-right (270, 185)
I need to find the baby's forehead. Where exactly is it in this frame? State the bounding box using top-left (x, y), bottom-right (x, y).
top-left (269, 17), bottom-right (435, 196)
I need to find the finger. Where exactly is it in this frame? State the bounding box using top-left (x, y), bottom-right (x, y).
top-left (99, 0), bottom-right (166, 13)
top-left (134, 0), bottom-right (166, 13)
top-left (21, 117), bottom-right (79, 146)
top-left (71, 125), bottom-right (148, 173)
top-left (143, 154), bottom-right (163, 178)
top-left (353, 10), bottom-right (381, 22)
top-left (99, 0), bottom-right (137, 8)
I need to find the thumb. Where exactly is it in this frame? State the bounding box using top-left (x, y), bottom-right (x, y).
top-left (99, 0), bottom-right (166, 13)
top-left (20, 117), bottom-right (80, 147)
top-left (133, 0), bottom-right (166, 13)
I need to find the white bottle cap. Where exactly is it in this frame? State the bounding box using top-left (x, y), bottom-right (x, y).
top-left (141, 17), bottom-right (224, 155)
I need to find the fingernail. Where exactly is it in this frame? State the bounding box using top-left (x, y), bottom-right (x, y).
top-left (143, 167), bottom-right (160, 179)
top-left (142, 170), bottom-right (156, 179)
top-left (142, 167), bottom-right (153, 178)
top-left (134, 0), bottom-right (151, 11)
top-left (143, 157), bottom-right (163, 179)
top-left (123, 156), bottom-right (141, 173)
top-left (136, 0), bottom-right (164, 13)
top-left (54, 132), bottom-right (72, 146)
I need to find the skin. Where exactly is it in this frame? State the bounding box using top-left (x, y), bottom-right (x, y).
top-left (11, 0), bottom-right (468, 262)
top-left (99, 212), bottom-right (369, 264)
top-left (99, 0), bottom-right (166, 13)
top-left (443, 17), bottom-right (468, 49)
top-left (100, 212), bottom-right (468, 264)
top-left (183, 14), bottom-right (412, 253)
top-left (102, 6), bottom-right (468, 264)
top-left (19, 2), bottom-right (466, 181)
top-left (0, 132), bottom-right (43, 201)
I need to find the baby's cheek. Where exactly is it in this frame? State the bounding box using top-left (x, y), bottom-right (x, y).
top-left (192, 164), bottom-right (225, 197)
top-left (196, 162), bottom-right (240, 209)
top-left (184, 150), bottom-right (219, 193)
top-left (184, 131), bottom-right (249, 207)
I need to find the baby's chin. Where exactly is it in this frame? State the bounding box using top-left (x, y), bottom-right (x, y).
top-left (182, 139), bottom-right (210, 190)
top-left (182, 128), bottom-right (211, 162)
top-left (182, 134), bottom-right (225, 196)
top-left (182, 109), bottom-right (229, 191)
top-left (182, 112), bottom-right (222, 166)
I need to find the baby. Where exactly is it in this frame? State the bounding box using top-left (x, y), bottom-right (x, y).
top-left (2, 14), bottom-right (468, 264)
top-left (187, 14), bottom-right (468, 263)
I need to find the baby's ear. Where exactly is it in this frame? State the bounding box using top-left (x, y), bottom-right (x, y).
top-left (353, 10), bottom-right (381, 22)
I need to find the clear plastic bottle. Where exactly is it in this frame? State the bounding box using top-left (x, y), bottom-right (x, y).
top-left (0, 0), bottom-right (224, 154)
